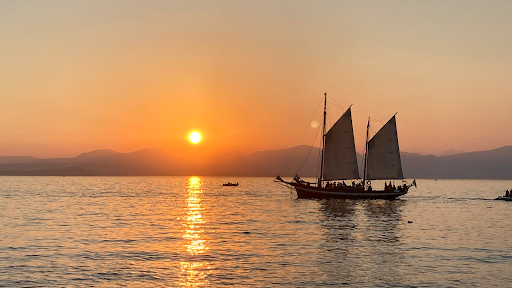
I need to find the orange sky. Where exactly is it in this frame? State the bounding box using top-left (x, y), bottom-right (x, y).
top-left (1, 1), bottom-right (511, 158)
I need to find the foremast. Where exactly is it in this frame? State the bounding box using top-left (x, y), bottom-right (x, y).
top-left (318, 92), bottom-right (327, 188)
top-left (362, 117), bottom-right (370, 190)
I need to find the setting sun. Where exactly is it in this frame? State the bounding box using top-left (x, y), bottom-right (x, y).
top-left (189, 132), bottom-right (202, 144)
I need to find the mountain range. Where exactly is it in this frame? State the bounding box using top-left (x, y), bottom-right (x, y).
top-left (1, 145), bottom-right (511, 179)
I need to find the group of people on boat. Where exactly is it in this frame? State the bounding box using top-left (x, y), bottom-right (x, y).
top-left (323, 180), bottom-right (406, 191)
top-left (504, 190), bottom-right (512, 198)
top-left (384, 181), bottom-right (399, 191)
top-left (324, 180), bottom-right (363, 189)
top-left (319, 179), bottom-right (410, 192)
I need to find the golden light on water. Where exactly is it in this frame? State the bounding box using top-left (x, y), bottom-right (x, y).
top-left (189, 132), bottom-right (202, 144)
top-left (179, 261), bottom-right (210, 287)
top-left (178, 176), bottom-right (211, 287)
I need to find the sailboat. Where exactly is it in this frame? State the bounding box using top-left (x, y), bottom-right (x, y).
top-left (275, 93), bottom-right (415, 200)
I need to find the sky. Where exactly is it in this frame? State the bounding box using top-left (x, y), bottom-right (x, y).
top-left (1, 0), bottom-right (511, 158)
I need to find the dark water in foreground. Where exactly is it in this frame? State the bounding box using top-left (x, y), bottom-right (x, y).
top-left (1, 177), bottom-right (512, 287)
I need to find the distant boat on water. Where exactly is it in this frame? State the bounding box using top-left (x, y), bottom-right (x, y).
top-left (223, 182), bottom-right (239, 186)
top-left (275, 93), bottom-right (415, 200)
top-left (496, 190), bottom-right (512, 201)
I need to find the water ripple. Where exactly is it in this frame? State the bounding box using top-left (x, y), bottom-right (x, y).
top-left (1, 177), bottom-right (512, 287)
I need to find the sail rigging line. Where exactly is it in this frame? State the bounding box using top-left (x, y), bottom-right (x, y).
top-left (326, 103), bottom-right (348, 133)
top-left (326, 94), bottom-right (346, 110)
top-left (278, 97), bottom-right (324, 176)
top-left (369, 112), bottom-right (397, 123)
top-left (326, 106), bottom-right (338, 131)
top-left (295, 120), bottom-right (322, 175)
top-left (367, 113), bottom-right (398, 140)
top-left (326, 96), bottom-right (348, 129)
top-left (369, 122), bottom-right (377, 141)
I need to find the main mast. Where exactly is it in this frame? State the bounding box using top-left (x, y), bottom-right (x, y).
top-left (362, 117), bottom-right (370, 190)
top-left (318, 92), bottom-right (327, 188)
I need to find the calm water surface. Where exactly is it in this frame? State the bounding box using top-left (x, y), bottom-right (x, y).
top-left (1, 177), bottom-right (512, 287)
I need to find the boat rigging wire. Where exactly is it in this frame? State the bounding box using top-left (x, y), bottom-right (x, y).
top-left (326, 94), bottom-right (346, 110)
top-left (368, 112), bottom-right (398, 139)
top-left (295, 118), bottom-right (322, 175)
top-left (278, 96), bottom-right (324, 176)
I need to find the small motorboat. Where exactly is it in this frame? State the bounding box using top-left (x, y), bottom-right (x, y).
top-left (223, 182), bottom-right (239, 187)
top-left (497, 190), bottom-right (512, 201)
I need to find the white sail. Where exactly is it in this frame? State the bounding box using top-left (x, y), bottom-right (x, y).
top-left (366, 115), bottom-right (403, 180)
top-left (323, 107), bottom-right (359, 180)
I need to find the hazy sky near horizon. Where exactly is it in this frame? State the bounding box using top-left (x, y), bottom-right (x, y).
top-left (1, 0), bottom-right (511, 158)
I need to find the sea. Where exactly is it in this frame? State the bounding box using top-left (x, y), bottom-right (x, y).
top-left (1, 176), bottom-right (512, 287)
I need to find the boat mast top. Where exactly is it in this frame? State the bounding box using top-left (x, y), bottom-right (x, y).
top-left (318, 92), bottom-right (327, 188)
top-left (362, 117), bottom-right (370, 190)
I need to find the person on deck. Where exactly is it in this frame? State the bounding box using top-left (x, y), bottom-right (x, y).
top-left (506, 190), bottom-right (510, 198)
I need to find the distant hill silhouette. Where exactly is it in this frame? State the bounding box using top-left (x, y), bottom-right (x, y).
top-left (438, 149), bottom-right (465, 156)
top-left (0, 145), bottom-right (512, 179)
top-left (0, 156), bottom-right (40, 165)
top-left (0, 166), bottom-right (92, 176)
top-left (402, 146), bottom-right (512, 179)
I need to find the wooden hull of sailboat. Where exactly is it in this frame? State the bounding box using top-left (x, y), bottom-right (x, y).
top-left (293, 184), bottom-right (408, 200)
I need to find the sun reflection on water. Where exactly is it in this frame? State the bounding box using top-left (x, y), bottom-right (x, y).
top-left (178, 176), bottom-right (211, 287)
